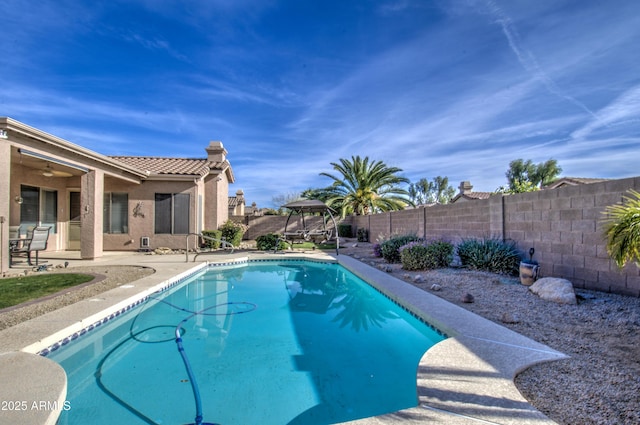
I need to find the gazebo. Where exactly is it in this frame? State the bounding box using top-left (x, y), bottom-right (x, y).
top-left (281, 200), bottom-right (339, 255)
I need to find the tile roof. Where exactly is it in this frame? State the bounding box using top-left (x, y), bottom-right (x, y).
top-left (228, 196), bottom-right (240, 207)
top-left (451, 191), bottom-right (493, 202)
top-left (544, 177), bottom-right (609, 189)
top-left (110, 156), bottom-right (226, 177)
top-left (464, 191), bottom-right (492, 200)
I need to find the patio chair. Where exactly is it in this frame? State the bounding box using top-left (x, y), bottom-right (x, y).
top-left (9, 226), bottom-right (20, 239)
top-left (11, 226), bottom-right (51, 266)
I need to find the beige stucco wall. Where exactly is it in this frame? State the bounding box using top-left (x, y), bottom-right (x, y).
top-left (103, 178), bottom-right (201, 251)
top-left (7, 162), bottom-right (229, 255)
top-left (203, 173), bottom-right (229, 232)
top-left (0, 142), bottom-right (10, 273)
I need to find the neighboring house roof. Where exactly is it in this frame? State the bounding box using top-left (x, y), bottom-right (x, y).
top-left (245, 204), bottom-right (260, 215)
top-left (544, 177), bottom-right (609, 190)
top-left (450, 181), bottom-right (494, 203)
top-left (450, 177), bottom-right (610, 203)
top-left (451, 191), bottom-right (493, 203)
top-left (228, 196), bottom-right (241, 208)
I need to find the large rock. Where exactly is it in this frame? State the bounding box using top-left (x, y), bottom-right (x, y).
top-left (529, 277), bottom-right (577, 305)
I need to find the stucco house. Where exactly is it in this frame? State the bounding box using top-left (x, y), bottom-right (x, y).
top-left (0, 117), bottom-right (234, 274)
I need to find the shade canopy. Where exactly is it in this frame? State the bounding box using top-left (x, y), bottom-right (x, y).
top-left (281, 199), bottom-right (339, 255)
top-left (282, 199), bottom-right (336, 214)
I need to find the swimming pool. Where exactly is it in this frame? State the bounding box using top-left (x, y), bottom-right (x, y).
top-left (48, 260), bottom-right (446, 425)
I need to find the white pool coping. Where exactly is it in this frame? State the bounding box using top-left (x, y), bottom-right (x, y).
top-left (0, 251), bottom-right (566, 425)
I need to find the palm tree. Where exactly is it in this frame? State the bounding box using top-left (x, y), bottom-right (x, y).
top-left (318, 156), bottom-right (412, 217)
top-left (603, 189), bottom-right (640, 268)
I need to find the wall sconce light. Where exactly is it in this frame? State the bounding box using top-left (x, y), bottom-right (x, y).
top-left (14, 196), bottom-right (23, 204)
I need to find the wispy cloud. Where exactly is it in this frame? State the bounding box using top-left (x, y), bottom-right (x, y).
top-left (571, 84), bottom-right (640, 140)
top-left (2, 0), bottom-right (639, 208)
top-left (483, 0), bottom-right (596, 118)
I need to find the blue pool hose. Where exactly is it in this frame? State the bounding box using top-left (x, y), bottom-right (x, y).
top-left (175, 318), bottom-right (204, 425)
top-left (95, 296), bottom-right (255, 425)
top-left (168, 300), bottom-right (257, 425)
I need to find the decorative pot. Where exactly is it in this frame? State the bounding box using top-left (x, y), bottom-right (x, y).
top-left (519, 261), bottom-right (540, 286)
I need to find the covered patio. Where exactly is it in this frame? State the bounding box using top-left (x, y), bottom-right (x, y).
top-left (0, 118), bottom-right (148, 275)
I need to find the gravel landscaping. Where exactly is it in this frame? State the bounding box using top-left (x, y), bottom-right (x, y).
top-left (340, 241), bottom-right (640, 425)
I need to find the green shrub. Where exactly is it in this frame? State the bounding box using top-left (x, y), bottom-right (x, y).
top-left (428, 240), bottom-right (455, 268)
top-left (201, 230), bottom-right (223, 249)
top-left (456, 238), bottom-right (520, 275)
top-left (379, 234), bottom-right (421, 263)
top-left (218, 220), bottom-right (248, 247)
top-left (399, 240), bottom-right (454, 270)
top-left (338, 224), bottom-right (353, 238)
top-left (356, 228), bottom-right (369, 242)
top-left (256, 233), bottom-right (288, 251)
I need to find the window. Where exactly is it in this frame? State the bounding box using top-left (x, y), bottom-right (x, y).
top-left (104, 193), bottom-right (129, 234)
top-left (20, 185), bottom-right (58, 234)
top-left (155, 193), bottom-right (190, 234)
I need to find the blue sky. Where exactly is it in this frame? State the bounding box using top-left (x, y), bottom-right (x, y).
top-left (2, 0), bottom-right (639, 208)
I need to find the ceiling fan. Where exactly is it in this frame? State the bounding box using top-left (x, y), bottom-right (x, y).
top-left (41, 163), bottom-right (73, 178)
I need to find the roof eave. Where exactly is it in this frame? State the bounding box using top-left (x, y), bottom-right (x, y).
top-left (145, 174), bottom-right (202, 182)
top-left (1, 117), bottom-right (149, 179)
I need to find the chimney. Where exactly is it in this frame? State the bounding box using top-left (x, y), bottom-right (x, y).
top-left (206, 141), bottom-right (227, 163)
top-left (459, 181), bottom-right (473, 195)
top-left (235, 189), bottom-right (245, 215)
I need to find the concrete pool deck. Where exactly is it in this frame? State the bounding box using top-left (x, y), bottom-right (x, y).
top-left (0, 250), bottom-right (566, 425)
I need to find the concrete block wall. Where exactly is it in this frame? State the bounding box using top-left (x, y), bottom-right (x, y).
top-left (423, 201), bottom-right (492, 243)
top-left (350, 202), bottom-right (492, 244)
top-left (504, 176), bottom-right (640, 296)
top-left (245, 176), bottom-right (640, 296)
top-left (243, 215), bottom-right (326, 240)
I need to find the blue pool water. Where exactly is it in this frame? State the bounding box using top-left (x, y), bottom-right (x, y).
top-left (49, 260), bottom-right (445, 425)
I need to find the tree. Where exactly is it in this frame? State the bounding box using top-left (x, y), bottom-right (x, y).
top-left (271, 192), bottom-right (303, 214)
top-left (603, 189), bottom-right (640, 268)
top-left (531, 159), bottom-right (563, 188)
top-left (301, 187), bottom-right (331, 203)
top-left (316, 156), bottom-right (412, 217)
top-left (409, 176), bottom-right (455, 205)
top-left (408, 178), bottom-right (430, 205)
top-left (431, 176), bottom-right (456, 204)
top-left (504, 158), bottom-right (562, 192)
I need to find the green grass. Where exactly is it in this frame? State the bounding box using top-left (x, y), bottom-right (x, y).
top-left (289, 241), bottom-right (338, 251)
top-left (0, 273), bottom-right (95, 309)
